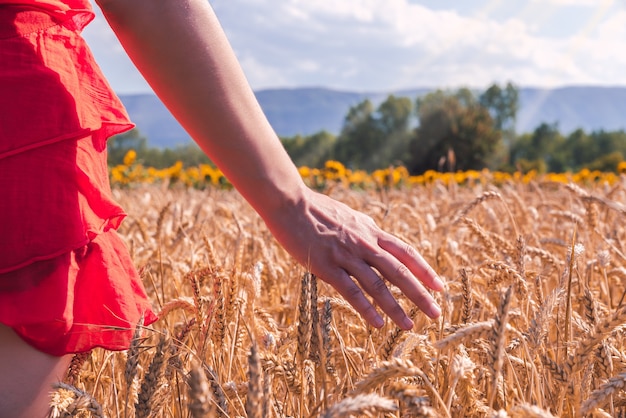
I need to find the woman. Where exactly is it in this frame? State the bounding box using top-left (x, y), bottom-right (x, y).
top-left (0, 1), bottom-right (443, 416)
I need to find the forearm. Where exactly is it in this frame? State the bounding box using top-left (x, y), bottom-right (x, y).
top-left (95, 0), bottom-right (443, 328)
top-left (95, 0), bottom-right (305, 217)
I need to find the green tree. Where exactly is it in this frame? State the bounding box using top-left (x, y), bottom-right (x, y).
top-left (564, 129), bottom-right (626, 172)
top-left (408, 88), bottom-right (502, 173)
top-left (564, 128), bottom-right (591, 169)
top-left (107, 128), bottom-right (149, 166)
top-left (510, 123), bottom-right (566, 172)
top-left (107, 129), bottom-right (212, 168)
top-left (589, 130), bottom-right (626, 163)
top-left (282, 131), bottom-right (336, 167)
top-left (378, 94), bottom-right (413, 134)
top-left (587, 151), bottom-right (623, 172)
top-left (334, 99), bottom-right (380, 169)
top-left (156, 143), bottom-right (211, 168)
top-left (479, 82), bottom-right (519, 134)
top-left (479, 82), bottom-right (519, 169)
top-left (333, 96), bottom-right (413, 170)
top-left (332, 95), bottom-right (413, 171)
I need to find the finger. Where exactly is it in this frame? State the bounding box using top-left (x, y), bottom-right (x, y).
top-left (328, 269), bottom-right (385, 328)
top-left (346, 261), bottom-right (414, 330)
top-left (364, 237), bottom-right (442, 319)
top-left (378, 234), bottom-right (444, 291)
top-left (370, 253), bottom-right (442, 320)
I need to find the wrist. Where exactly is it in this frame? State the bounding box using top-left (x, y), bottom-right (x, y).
top-left (241, 169), bottom-right (309, 223)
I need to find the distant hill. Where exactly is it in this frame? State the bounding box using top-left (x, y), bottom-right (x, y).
top-left (119, 86), bottom-right (626, 148)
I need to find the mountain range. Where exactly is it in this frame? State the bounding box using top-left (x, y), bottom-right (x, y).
top-left (119, 86), bottom-right (626, 149)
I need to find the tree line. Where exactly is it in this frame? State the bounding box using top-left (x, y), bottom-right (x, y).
top-left (108, 82), bottom-right (626, 174)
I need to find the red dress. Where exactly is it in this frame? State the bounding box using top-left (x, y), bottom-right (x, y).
top-left (0, 0), bottom-right (157, 356)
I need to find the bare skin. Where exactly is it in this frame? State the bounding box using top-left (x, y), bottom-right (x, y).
top-left (0, 324), bottom-right (72, 418)
top-left (95, 0), bottom-right (444, 328)
top-left (1, 2), bottom-right (444, 415)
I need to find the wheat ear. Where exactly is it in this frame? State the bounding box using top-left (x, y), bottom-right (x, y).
top-left (205, 367), bottom-right (229, 417)
top-left (568, 305), bottom-right (626, 375)
top-left (297, 272), bottom-right (312, 365)
top-left (580, 372), bottom-right (626, 415)
top-left (488, 286), bottom-right (513, 409)
top-left (123, 315), bottom-right (144, 418)
top-left (135, 332), bottom-right (170, 418)
top-left (65, 351), bottom-right (91, 386)
top-left (460, 268), bottom-right (473, 324)
top-left (452, 190), bottom-right (503, 225)
top-left (49, 382), bottom-right (104, 418)
top-left (245, 343), bottom-right (262, 418)
top-left (187, 364), bottom-right (213, 418)
top-left (322, 393), bottom-right (398, 418)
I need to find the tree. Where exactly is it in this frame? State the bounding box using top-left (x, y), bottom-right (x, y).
top-left (564, 128), bottom-right (590, 169)
top-left (333, 96), bottom-right (414, 170)
top-left (587, 151), bottom-right (623, 172)
top-left (282, 131), bottom-right (336, 167)
top-left (107, 128), bottom-right (149, 166)
top-left (378, 94), bottom-right (413, 134)
top-left (107, 129), bottom-right (213, 168)
top-left (564, 129), bottom-right (626, 172)
top-left (408, 89), bottom-right (502, 173)
top-left (509, 123), bottom-right (566, 172)
top-left (479, 82), bottom-right (519, 133)
top-left (480, 82), bottom-right (519, 169)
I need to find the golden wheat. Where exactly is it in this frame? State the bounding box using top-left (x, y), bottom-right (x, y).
top-left (46, 176), bottom-right (626, 417)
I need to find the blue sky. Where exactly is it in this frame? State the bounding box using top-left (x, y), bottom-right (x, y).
top-left (83, 0), bottom-right (626, 94)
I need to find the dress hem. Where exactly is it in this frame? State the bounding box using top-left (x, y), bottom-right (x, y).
top-left (12, 312), bottom-right (159, 356)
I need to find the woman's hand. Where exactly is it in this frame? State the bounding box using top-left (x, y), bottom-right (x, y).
top-left (263, 186), bottom-right (443, 330)
top-left (97, 0), bottom-right (443, 329)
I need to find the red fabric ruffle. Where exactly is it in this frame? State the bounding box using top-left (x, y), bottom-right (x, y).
top-left (0, 5), bottom-right (157, 355)
top-left (0, 228), bottom-right (158, 356)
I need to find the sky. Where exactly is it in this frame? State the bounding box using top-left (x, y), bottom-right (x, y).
top-left (83, 0), bottom-right (626, 94)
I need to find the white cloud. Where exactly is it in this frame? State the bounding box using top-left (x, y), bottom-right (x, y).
top-left (82, 3), bottom-right (152, 93)
top-left (84, 0), bottom-right (626, 93)
top-left (216, 0), bottom-right (573, 90)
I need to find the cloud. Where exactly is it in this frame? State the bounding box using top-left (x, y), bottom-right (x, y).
top-left (212, 0), bottom-right (566, 90)
top-left (84, 0), bottom-right (626, 93)
top-left (82, 4), bottom-right (152, 93)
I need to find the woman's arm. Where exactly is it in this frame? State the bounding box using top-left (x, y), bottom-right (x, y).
top-left (95, 0), bottom-right (443, 329)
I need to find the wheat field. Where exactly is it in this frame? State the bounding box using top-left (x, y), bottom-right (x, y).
top-left (48, 178), bottom-right (626, 418)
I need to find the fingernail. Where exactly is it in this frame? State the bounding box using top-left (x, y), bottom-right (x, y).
top-left (402, 316), bottom-right (414, 330)
top-left (432, 275), bottom-right (445, 291)
top-left (373, 315), bottom-right (385, 328)
top-left (428, 301), bottom-right (442, 318)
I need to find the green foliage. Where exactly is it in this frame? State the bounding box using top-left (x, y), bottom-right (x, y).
top-left (587, 151), bottom-right (623, 172)
top-left (110, 83), bottom-right (626, 176)
top-left (409, 88), bottom-right (503, 173)
top-left (152, 143), bottom-right (211, 168)
top-left (509, 126), bottom-right (626, 173)
top-left (107, 128), bottom-right (149, 166)
top-left (281, 131), bottom-right (336, 168)
top-left (479, 82), bottom-right (519, 133)
top-left (510, 123), bottom-right (566, 173)
top-left (108, 129), bottom-right (211, 168)
top-left (514, 158), bottom-right (547, 174)
top-left (333, 95), bottom-right (414, 171)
